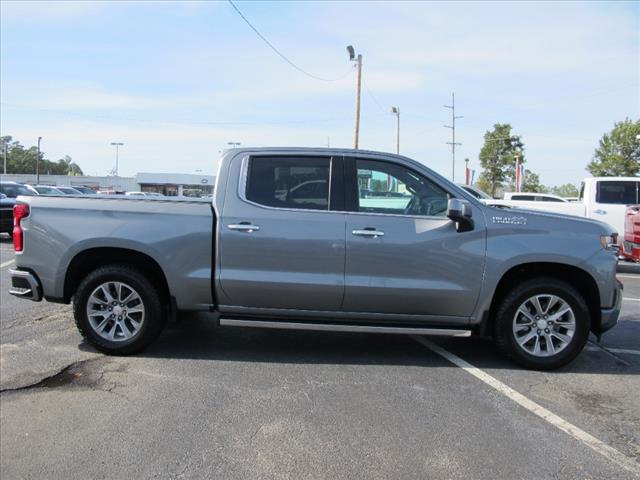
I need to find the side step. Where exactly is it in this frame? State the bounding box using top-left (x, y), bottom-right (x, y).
top-left (219, 318), bottom-right (471, 337)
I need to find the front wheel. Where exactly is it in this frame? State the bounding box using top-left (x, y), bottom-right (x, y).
top-left (73, 265), bottom-right (166, 355)
top-left (494, 278), bottom-right (590, 370)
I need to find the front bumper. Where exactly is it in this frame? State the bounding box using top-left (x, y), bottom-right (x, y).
top-left (597, 279), bottom-right (622, 335)
top-left (8, 269), bottom-right (43, 302)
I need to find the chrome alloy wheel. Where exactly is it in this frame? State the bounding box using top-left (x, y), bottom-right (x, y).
top-left (512, 294), bottom-right (576, 357)
top-left (86, 281), bottom-right (145, 342)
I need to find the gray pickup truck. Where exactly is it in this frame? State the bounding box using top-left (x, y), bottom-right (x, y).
top-left (9, 148), bottom-right (622, 369)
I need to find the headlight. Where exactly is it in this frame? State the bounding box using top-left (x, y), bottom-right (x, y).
top-left (600, 234), bottom-right (620, 253)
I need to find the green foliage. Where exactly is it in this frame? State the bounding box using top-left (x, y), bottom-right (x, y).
top-left (587, 118), bottom-right (640, 177)
top-left (370, 179), bottom-right (387, 192)
top-left (1, 135), bottom-right (83, 176)
top-left (477, 124), bottom-right (525, 196)
top-left (521, 170), bottom-right (548, 193)
top-left (550, 183), bottom-right (579, 198)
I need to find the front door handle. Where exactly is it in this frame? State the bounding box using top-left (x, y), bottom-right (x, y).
top-left (228, 222), bottom-right (260, 232)
top-left (352, 228), bottom-right (384, 238)
top-left (594, 209), bottom-right (607, 215)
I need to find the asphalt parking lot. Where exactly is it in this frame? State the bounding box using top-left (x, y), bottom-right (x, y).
top-left (1, 235), bottom-right (639, 479)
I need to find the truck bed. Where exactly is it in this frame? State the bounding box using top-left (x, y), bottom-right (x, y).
top-left (14, 195), bottom-right (215, 310)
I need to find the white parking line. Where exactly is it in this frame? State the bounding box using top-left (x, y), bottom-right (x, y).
top-left (618, 274), bottom-right (640, 279)
top-left (0, 259), bottom-right (15, 269)
top-left (624, 298), bottom-right (640, 302)
top-left (412, 336), bottom-right (640, 478)
top-left (585, 346), bottom-right (640, 356)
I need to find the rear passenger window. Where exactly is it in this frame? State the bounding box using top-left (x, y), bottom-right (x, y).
top-left (511, 195), bottom-right (535, 201)
top-left (246, 156), bottom-right (330, 211)
top-left (597, 181), bottom-right (639, 205)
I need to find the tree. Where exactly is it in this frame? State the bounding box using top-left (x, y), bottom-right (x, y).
top-left (0, 135), bottom-right (83, 176)
top-left (550, 183), bottom-right (579, 198)
top-left (587, 118), bottom-right (640, 177)
top-left (521, 170), bottom-right (548, 193)
top-left (477, 124), bottom-right (525, 196)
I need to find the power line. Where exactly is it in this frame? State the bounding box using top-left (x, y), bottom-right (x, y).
top-left (227, 0), bottom-right (352, 82)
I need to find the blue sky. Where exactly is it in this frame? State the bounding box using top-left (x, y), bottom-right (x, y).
top-left (1, 0), bottom-right (638, 186)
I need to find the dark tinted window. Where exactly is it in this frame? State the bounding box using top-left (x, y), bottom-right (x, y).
top-left (355, 159), bottom-right (448, 216)
top-left (597, 181), bottom-right (639, 205)
top-left (246, 156), bottom-right (330, 210)
top-left (511, 195), bottom-right (535, 201)
top-left (537, 196), bottom-right (563, 202)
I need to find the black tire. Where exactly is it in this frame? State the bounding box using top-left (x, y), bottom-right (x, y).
top-left (494, 277), bottom-right (590, 370)
top-left (73, 264), bottom-right (166, 355)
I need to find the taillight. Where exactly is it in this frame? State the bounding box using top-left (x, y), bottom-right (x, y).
top-left (13, 203), bottom-right (30, 252)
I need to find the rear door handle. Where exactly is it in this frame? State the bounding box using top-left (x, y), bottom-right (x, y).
top-left (228, 222), bottom-right (260, 232)
top-left (594, 209), bottom-right (607, 215)
top-left (352, 229), bottom-right (384, 238)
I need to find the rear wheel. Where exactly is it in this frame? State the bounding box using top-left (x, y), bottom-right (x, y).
top-left (494, 278), bottom-right (590, 370)
top-left (73, 265), bottom-right (166, 354)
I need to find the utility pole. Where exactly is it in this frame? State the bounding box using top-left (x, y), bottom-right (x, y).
top-left (110, 142), bottom-right (124, 176)
top-left (36, 137), bottom-right (42, 184)
top-left (444, 92), bottom-right (463, 182)
top-left (2, 139), bottom-right (7, 175)
top-left (347, 45), bottom-right (362, 149)
top-left (391, 106), bottom-right (400, 154)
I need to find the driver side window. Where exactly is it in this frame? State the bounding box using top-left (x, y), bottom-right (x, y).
top-left (356, 159), bottom-right (449, 217)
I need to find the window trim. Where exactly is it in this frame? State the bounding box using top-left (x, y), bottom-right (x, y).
top-left (344, 156), bottom-right (455, 220)
top-left (238, 154), bottom-right (345, 213)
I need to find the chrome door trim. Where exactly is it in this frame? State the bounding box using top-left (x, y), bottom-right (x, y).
top-left (352, 229), bottom-right (385, 237)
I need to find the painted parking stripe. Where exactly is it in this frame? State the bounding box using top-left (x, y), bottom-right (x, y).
top-left (0, 259), bottom-right (15, 269)
top-left (585, 346), bottom-right (640, 356)
top-left (617, 274), bottom-right (640, 279)
top-left (412, 336), bottom-right (640, 478)
top-left (624, 298), bottom-right (640, 302)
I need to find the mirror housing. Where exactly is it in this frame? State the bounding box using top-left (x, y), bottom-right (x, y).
top-left (447, 198), bottom-right (474, 232)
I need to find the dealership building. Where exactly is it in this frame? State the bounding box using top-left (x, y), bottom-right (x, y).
top-left (0, 172), bottom-right (215, 197)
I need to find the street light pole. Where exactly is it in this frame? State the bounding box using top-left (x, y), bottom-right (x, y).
top-left (110, 142), bottom-right (124, 176)
top-left (347, 46), bottom-right (362, 149)
top-left (36, 137), bottom-right (42, 184)
top-left (3, 139), bottom-right (7, 175)
top-left (391, 106), bottom-right (400, 154)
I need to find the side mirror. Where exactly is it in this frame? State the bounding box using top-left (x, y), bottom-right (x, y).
top-left (447, 198), bottom-right (474, 232)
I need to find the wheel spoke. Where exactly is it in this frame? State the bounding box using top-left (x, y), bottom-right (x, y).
top-left (517, 307), bottom-right (535, 324)
top-left (531, 296), bottom-right (544, 316)
top-left (550, 306), bottom-right (572, 322)
top-left (518, 330), bottom-right (537, 347)
top-left (544, 334), bottom-right (556, 354)
top-left (550, 331), bottom-right (571, 344)
top-left (87, 281), bottom-right (145, 343)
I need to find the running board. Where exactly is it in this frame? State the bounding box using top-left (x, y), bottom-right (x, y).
top-left (219, 318), bottom-right (471, 337)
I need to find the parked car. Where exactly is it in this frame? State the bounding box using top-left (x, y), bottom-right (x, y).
top-left (71, 186), bottom-right (97, 195)
top-left (504, 192), bottom-right (567, 202)
top-left (27, 185), bottom-right (65, 195)
top-left (125, 191), bottom-right (165, 197)
top-left (0, 182), bottom-right (37, 236)
top-left (8, 148), bottom-right (622, 370)
top-left (56, 186), bottom-right (84, 195)
top-left (622, 205), bottom-right (640, 262)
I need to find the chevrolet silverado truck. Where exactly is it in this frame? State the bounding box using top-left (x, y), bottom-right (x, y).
top-left (8, 148), bottom-right (623, 369)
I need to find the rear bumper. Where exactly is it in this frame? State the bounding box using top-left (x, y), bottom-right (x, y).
top-left (8, 269), bottom-right (43, 302)
top-left (597, 279), bottom-right (622, 335)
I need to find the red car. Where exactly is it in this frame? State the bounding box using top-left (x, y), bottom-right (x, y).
top-left (622, 205), bottom-right (640, 262)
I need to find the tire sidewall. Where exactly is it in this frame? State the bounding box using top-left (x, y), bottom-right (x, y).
top-left (74, 266), bottom-right (164, 354)
top-left (496, 279), bottom-right (590, 370)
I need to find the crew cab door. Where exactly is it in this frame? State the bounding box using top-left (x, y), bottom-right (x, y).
top-left (218, 154), bottom-right (346, 312)
top-left (342, 156), bottom-right (486, 318)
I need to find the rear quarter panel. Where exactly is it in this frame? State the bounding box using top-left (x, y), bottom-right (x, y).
top-left (15, 196), bottom-right (213, 310)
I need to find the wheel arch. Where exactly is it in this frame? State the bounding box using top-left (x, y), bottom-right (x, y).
top-left (479, 262), bottom-right (600, 336)
top-left (64, 247), bottom-right (171, 306)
